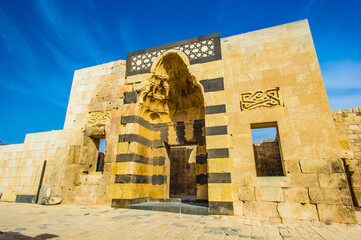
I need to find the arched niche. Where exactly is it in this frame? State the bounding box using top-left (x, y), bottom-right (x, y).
top-left (140, 50), bottom-right (205, 124)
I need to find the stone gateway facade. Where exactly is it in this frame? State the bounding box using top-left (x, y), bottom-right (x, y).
top-left (1, 20), bottom-right (360, 224)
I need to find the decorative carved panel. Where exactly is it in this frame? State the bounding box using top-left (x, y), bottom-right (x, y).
top-left (87, 111), bottom-right (111, 127)
top-left (126, 33), bottom-right (221, 76)
top-left (240, 87), bottom-right (283, 111)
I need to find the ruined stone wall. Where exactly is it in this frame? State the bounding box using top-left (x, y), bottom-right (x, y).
top-left (0, 130), bottom-right (70, 202)
top-left (63, 60), bottom-right (125, 130)
top-left (332, 108), bottom-right (361, 207)
top-left (222, 20), bottom-right (356, 223)
top-left (0, 60), bottom-right (126, 206)
top-left (61, 60), bottom-right (126, 206)
top-left (253, 140), bottom-right (284, 176)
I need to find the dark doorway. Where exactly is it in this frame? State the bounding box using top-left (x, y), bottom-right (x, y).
top-left (169, 145), bottom-right (197, 200)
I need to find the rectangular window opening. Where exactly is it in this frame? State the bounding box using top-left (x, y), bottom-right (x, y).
top-left (251, 122), bottom-right (284, 177)
top-left (96, 138), bottom-right (106, 172)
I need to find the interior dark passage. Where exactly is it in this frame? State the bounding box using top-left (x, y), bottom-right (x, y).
top-left (169, 145), bottom-right (197, 200)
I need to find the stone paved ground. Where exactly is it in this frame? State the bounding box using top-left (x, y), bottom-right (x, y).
top-left (1, 203), bottom-right (361, 240)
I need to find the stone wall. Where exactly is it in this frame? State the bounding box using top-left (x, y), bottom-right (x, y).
top-left (332, 108), bottom-right (361, 207)
top-left (222, 20), bottom-right (356, 223)
top-left (0, 60), bottom-right (126, 206)
top-left (253, 140), bottom-right (284, 176)
top-left (63, 60), bottom-right (125, 130)
top-left (0, 130), bottom-right (70, 202)
top-left (61, 60), bottom-right (125, 206)
top-left (0, 20), bottom-right (359, 224)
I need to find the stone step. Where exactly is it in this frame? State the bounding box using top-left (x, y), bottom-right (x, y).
top-left (148, 198), bottom-right (182, 203)
top-left (130, 202), bottom-right (209, 215)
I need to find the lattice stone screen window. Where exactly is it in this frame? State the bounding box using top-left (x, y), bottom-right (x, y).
top-left (251, 122), bottom-right (284, 176)
top-left (126, 33), bottom-right (221, 76)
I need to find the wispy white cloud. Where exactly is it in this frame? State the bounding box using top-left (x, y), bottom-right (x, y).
top-left (0, 77), bottom-right (67, 108)
top-left (118, 18), bottom-right (132, 53)
top-left (0, 8), bottom-right (37, 80)
top-left (321, 60), bottom-right (361, 110)
top-left (0, 7), bottom-right (68, 109)
top-left (301, 0), bottom-right (316, 15)
top-left (32, 0), bottom-right (101, 63)
top-left (0, 79), bottom-right (30, 95)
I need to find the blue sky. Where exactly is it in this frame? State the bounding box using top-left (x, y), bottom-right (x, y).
top-left (1, 0), bottom-right (360, 144)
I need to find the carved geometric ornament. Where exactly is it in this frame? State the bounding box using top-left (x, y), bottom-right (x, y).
top-left (126, 33), bottom-right (221, 76)
top-left (240, 87), bottom-right (283, 111)
top-left (87, 111), bottom-right (111, 127)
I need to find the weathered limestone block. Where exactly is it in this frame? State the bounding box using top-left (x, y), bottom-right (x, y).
top-left (277, 203), bottom-right (318, 221)
top-left (67, 145), bottom-right (81, 164)
top-left (284, 188), bottom-right (309, 203)
top-left (243, 201), bottom-right (280, 222)
top-left (103, 163), bottom-right (113, 173)
top-left (349, 163), bottom-right (361, 173)
top-left (341, 189), bottom-right (354, 206)
top-left (343, 150), bottom-right (355, 159)
top-left (317, 204), bottom-right (356, 223)
top-left (287, 173), bottom-right (319, 188)
top-left (353, 187), bottom-right (361, 206)
top-left (42, 197), bottom-right (62, 205)
top-left (299, 159), bottom-right (331, 174)
top-left (318, 173), bottom-right (348, 189)
top-left (38, 188), bottom-right (51, 203)
top-left (205, 113), bottom-right (228, 127)
top-left (0, 190), bottom-right (18, 202)
top-left (237, 186), bottom-right (255, 201)
top-left (351, 171), bottom-right (361, 187)
top-left (230, 201), bottom-right (244, 216)
top-left (79, 174), bottom-right (102, 186)
top-left (329, 159), bottom-right (345, 173)
top-left (284, 159), bottom-right (301, 173)
top-left (309, 188), bottom-right (342, 204)
top-left (206, 135), bottom-right (230, 149)
top-left (255, 187), bottom-right (284, 202)
top-left (345, 159), bottom-right (358, 166)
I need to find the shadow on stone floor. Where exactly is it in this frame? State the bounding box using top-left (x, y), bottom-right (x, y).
top-left (0, 231), bottom-right (58, 239)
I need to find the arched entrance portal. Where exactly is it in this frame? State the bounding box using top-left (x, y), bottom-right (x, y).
top-left (140, 51), bottom-right (207, 202)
